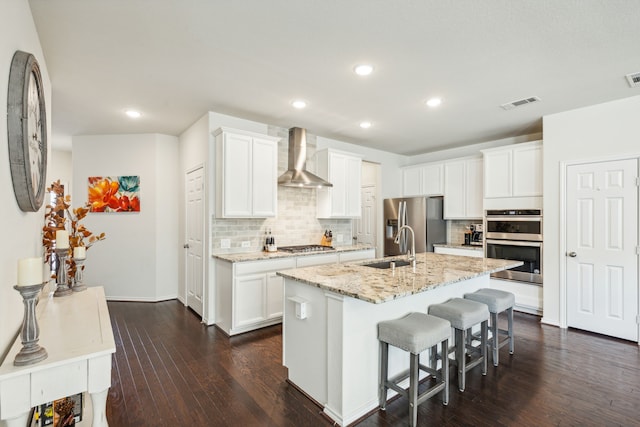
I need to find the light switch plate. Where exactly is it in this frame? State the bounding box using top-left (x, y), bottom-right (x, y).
top-left (241, 241), bottom-right (250, 248)
top-left (220, 239), bottom-right (231, 249)
top-left (336, 234), bottom-right (344, 243)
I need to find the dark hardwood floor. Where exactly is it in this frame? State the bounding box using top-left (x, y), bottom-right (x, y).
top-left (106, 300), bottom-right (640, 426)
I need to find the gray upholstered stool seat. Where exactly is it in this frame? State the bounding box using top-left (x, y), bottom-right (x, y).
top-left (378, 312), bottom-right (450, 427)
top-left (464, 288), bottom-right (515, 366)
top-left (428, 298), bottom-right (489, 392)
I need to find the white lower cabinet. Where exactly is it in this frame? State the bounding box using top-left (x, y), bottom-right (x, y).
top-left (338, 248), bottom-right (375, 262)
top-left (489, 278), bottom-right (542, 315)
top-left (215, 249), bottom-right (375, 336)
top-left (234, 273), bottom-right (268, 328)
top-left (296, 252), bottom-right (340, 267)
top-left (216, 257), bottom-right (296, 336)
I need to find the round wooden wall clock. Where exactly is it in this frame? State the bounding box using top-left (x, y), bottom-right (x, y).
top-left (7, 50), bottom-right (48, 212)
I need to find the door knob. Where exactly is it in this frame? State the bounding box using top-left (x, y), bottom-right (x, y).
top-left (567, 251), bottom-right (577, 257)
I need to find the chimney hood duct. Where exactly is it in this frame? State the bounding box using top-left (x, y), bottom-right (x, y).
top-left (278, 127), bottom-right (333, 188)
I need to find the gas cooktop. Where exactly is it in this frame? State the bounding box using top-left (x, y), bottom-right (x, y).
top-left (278, 244), bottom-right (335, 253)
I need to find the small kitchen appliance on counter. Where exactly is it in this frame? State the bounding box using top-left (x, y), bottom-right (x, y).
top-left (469, 223), bottom-right (483, 246)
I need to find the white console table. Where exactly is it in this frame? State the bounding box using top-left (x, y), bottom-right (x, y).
top-left (0, 286), bottom-right (115, 427)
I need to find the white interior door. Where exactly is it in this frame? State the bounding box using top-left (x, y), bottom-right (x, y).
top-left (566, 159), bottom-right (638, 341)
top-left (355, 185), bottom-right (376, 246)
top-left (186, 167), bottom-right (205, 316)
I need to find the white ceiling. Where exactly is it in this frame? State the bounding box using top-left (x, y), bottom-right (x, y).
top-left (29, 0), bottom-right (640, 155)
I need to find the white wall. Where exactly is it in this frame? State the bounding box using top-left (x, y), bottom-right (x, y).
top-left (542, 95), bottom-right (640, 326)
top-left (155, 135), bottom-right (180, 300)
top-left (0, 0), bottom-right (51, 356)
top-left (72, 134), bottom-right (179, 301)
top-left (49, 150), bottom-right (73, 195)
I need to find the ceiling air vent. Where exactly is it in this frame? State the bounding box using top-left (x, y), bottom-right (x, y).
top-left (625, 72), bottom-right (640, 88)
top-left (500, 96), bottom-right (541, 110)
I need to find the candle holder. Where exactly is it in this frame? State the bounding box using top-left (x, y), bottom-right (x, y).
top-left (72, 257), bottom-right (87, 292)
top-left (54, 248), bottom-right (72, 297)
top-left (13, 283), bottom-right (48, 366)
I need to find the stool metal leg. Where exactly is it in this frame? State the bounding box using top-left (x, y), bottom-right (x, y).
top-left (507, 307), bottom-right (514, 354)
top-left (379, 341), bottom-right (388, 410)
top-left (430, 345), bottom-right (437, 378)
top-left (455, 328), bottom-right (465, 392)
top-left (481, 320), bottom-right (488, 375)
top-left (409, 353), bottom-right (419, 427)
top-left (491, 311), bottom-right (499, 366)
top-left (442, 338), bottom-right (449, 405)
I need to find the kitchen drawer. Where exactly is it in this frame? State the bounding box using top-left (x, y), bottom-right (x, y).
top-left (31, 360), bottom-right (87, 404)
top-left (339, 249), bottom-right (375, 263)
top-left (235, 258), bottom-right (296, 275)
top-left (434, 246), bottom-right (483, 258)
top-left (296, 253), bottom-right (339, 267)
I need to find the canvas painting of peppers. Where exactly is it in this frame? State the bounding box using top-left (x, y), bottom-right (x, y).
top-left (88, 176), bottom-right (141, 212)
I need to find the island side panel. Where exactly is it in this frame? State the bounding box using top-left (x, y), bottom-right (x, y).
top-left (283, 278), bottom-right (329, 405)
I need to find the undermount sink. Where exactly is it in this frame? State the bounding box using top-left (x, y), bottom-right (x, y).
top-left (363, 260), bottom-right (411, 269)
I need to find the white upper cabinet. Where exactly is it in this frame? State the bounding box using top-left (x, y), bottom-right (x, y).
top-left (443, 157), bottom-right (483, 219)
top-left (315, 149), bottom-right (362, 218)
top-left (402, 163), bottom-right (444, 196)
top-left (482, 141), bottom-right (542, 199)
top-left (214, 127), bottom-right (279, 218)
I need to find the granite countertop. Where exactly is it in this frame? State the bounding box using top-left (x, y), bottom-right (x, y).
top-left (212, 244), bottom-right (375, 263)
top-left (433, 243), bottom-right (484, 251)
top-left (276, 252), bottom-right (522, 304)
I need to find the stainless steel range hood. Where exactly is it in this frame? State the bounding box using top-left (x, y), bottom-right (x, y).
top-left (278, 127), bottom-right (333, 188)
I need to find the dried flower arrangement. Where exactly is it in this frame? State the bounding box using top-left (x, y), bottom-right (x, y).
top-left (42, 180), bottom-right (106, 280)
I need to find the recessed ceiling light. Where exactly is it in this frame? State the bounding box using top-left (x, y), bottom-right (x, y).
top-left (425, 98), bottom-right (442, 108)
top-left (291, 100), bottom-right (307, 109)
top-left (354, 64), bottom-right (374, 76)
top-left (359, 121), bottom-right (372, 129)
top-left (125, 109), bottom-right (141, 118)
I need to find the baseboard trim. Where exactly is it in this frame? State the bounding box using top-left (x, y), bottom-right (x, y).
top-left (106, 295), bottom-right (178, 302)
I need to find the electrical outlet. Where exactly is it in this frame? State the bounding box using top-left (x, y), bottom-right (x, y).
top-left (220, 239), bottom-right (231, 249)
top-left (241, 241), bottom-right (251, 248)
top-left (336, 234), bottom-right (344, 243)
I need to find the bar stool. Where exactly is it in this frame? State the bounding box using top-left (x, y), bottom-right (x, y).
top-left (378, 312), bottom-right (451, 427)
top-left (428, 298), bottom-right (489, 392)
top-left (464, 288), bottom-right (515, 366)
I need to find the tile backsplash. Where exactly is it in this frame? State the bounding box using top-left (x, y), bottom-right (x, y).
top-left (211, 125), bottom-right (352, 253)
top-left (447, 220), bottom-right (479, 245)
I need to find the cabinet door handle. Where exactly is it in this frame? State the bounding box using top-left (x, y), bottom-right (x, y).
top-left (184, 244), bottom-right (190, 249)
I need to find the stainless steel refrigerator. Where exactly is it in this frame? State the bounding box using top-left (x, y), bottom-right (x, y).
top-left (383, 196), bottom-right (446, 256)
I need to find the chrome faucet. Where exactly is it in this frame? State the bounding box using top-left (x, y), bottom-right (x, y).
top-left (394, 225), bottom-right (416, 269)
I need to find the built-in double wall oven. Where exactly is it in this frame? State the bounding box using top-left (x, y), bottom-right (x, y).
top-left (484, 209), bottom-right (543, 285)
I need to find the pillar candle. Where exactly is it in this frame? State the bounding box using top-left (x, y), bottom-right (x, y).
top-left (73, 246), bottom-right (86, 259)
top-left (56, 230), bottom-right (69, 249)
top-left (17, 257), bottom-right (43, 286)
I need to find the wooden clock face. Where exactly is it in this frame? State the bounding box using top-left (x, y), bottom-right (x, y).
top-left (7, 51), bottom-right (48, 212)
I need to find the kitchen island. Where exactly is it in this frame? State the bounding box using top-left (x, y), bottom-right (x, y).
top-left (278, 252), bottom-right (521, 426)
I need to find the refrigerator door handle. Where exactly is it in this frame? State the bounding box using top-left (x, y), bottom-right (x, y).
top-left (394, 201), bottom-right (404, 244)
top-left (398, 201), bottom-right (408, 253)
